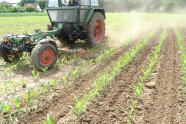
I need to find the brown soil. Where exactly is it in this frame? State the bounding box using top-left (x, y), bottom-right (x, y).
top-left (23, 27), bottom-right (154, 124)
top-left (127, 28), bottom-right (185, 124)
top-left (138, 28), bottom-right (185, 124)
top-left (70, 28), bottom-right (162, 124)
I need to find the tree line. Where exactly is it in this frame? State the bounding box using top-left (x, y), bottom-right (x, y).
top-left (0, 0), bottom-right (46, 13)
top-left (0, 0), bottom-right (186, 13)
top-left (100, 0), bottom-right (186, 12)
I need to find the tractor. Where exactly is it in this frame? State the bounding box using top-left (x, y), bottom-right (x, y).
top-left (0, 0), bottom-right (105, 70)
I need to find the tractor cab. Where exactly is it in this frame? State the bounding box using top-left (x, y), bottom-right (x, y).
top-left (47, 0), bottom-right (101, 29)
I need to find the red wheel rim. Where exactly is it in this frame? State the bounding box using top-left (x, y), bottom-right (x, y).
top-left (94, 19), bottom-right (104, 43)
top-left (41, 49), bottom-right (54, 66)
top-left (4, 48), bottom-right (19, 58)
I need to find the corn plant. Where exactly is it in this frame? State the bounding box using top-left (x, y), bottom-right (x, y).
top-left (43, 112), bottom-right (54, 124)
top-left (61, 56), bottom-right (67, 64)
top-left (3, 81), bottom-right (8, 95)
top-left (40, 67), bottom-right (48, 73)
top-left (50, 79), bottom-right (57, 93)
top-left (70, 28), bottom-right (157, 116)
top-left (42, 82), bottom-right (49, 101)
top-left (174, 28), bottom-right (186, 85)
top-left (72, 67), bottom-right (79, 83)
top-left (19, 78), bottom-right (25, 88)
top-left (69, 95), bottom-right (86, 116)
top-left (61, 74), bottom-right (68, 90)
top-left (25, 88), bottom-right (32, 112)
top-left (13, 63), bottom-right (18, 72)
top-left (7, 64), bottom-right (12, 74)
top-left (53, 61), bottom-right (59, 70)
top-left (32, 88), bottom-right (39, 111)
top-left (32, 68), bottom-right (40, 80)
top-left (11, 80), bottom-right (17, 92)
top-left (4, 103), bottom-right (13, 124)
top-left (20, 52), bottom-right (27, 69)
top-left (136, 81), bottom-right (143, 99)
top-left (88, 59), bottom-right (93, 65)
top-left (122, 97), bottom-right (136, 124)
top-left (3, 67), bottom-right (7, 77)
top-left (95, 48), bottom-right (115, 64)
top-left (12, 96), bottom-right (21, 114)
top-left (135, 28), bottom-right (166, 99)
top-left (0, 103), bottom-right (4, 116)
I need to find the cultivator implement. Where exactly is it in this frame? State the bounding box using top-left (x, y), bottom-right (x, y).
top-left (0, 0), bottom-right (105, 70)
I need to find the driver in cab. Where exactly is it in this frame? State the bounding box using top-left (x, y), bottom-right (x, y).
top-left (71, 0), bottom-right (78, 6)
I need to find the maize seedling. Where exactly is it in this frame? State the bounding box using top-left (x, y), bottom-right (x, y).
top-left (43, 112), bottom-right (54, 124)
top-left (12, 96), bottom-right (21, 114)
top-left (5, 103), bottom-right (13, 124)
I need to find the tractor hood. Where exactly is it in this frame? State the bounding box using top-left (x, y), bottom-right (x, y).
top-left (3, 35), bottom-right (30, 47)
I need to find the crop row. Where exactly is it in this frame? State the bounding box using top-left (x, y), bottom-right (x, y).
top-left (69, 27), bottom-right (157, 117)
top-left (174, 29), bottom-right (186, 86)
top-left (0, 35), bottom-right (137, 123)
top-left (124, 27), bottom-right (166, 123)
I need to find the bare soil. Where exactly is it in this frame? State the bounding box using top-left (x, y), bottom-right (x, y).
top-left (22, 27), bottom-right (157, 123)
top-left (0, 23), bottom-right (185, 124)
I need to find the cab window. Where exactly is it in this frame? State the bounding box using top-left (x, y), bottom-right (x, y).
top-left (48, 0), bottom-right (59, 7)
top-left (80, 0), bottom-right (90, 6)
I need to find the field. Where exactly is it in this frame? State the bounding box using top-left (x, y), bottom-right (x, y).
top-left (0, 13), bottom-right (185, 124)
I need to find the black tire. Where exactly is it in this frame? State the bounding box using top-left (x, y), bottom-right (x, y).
top-left (31, 43), bottom-right (57, 70)
top-left (0, 43), bottom-right (21, 62)
top-left (87, 12), bottom-right (105, 46)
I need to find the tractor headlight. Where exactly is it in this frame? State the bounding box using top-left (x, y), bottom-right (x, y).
top-left (4, 40), bottom-right (8, 43)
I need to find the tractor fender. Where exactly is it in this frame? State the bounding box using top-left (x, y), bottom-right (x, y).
top-left (37, 39), bottom-right (57, 50)
top-left (85, 8), bottom-right (106, 23)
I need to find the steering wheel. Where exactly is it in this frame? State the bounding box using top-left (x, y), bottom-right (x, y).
top-left (63, 0), bottom-right (70, 6)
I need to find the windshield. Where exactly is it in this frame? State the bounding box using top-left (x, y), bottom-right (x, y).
top-left (48, 9), bottom-right (78, 22)
top-left (48, 0), bottom-right (59, 7)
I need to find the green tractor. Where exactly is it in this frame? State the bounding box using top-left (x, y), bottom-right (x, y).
top-left (0, 0), bottom-right (106, 70)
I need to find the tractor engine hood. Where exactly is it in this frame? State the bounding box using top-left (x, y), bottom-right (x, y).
top-left (3, 35), bottom-right (30, 47)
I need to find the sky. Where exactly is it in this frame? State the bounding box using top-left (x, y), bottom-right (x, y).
top-left (0, 0), bottom-right (21, 3)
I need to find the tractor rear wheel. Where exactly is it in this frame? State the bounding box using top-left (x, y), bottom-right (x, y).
top-left (0, 44), bottom-right (20, 62)
top-left (31, 43), bottom-right (57, 70)
top-left (87, 12), bottom-right (105, 46)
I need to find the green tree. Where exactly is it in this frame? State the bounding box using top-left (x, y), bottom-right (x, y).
top-left (37, 0), bottom-right (47, 10)
top-left (26, 6), bottom-right (37, 12)
top-left (19, 0), bottom-right (37, 7)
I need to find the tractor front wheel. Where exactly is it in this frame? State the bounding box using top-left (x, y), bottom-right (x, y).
top-left (87, 12), bottom-right (105, 46)
top-left (31, 43), bottom-right (57, 70)
top-left (0, 44), bottom-right (20, 62)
